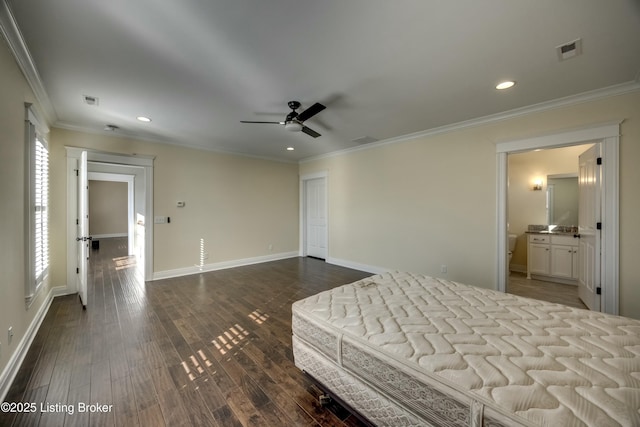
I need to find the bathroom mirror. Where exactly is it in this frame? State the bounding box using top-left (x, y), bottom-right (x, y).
top-left (546, 174), bottom-right (578, 226)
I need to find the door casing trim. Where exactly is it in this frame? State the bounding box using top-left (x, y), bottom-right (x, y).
top-left (299, 171), bottom-right (328, 258)
top-left (65, 147), bottom-right (154, 290)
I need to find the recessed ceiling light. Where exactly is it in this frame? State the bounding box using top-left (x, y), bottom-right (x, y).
top-left (496, 81), bottom-right (516, 90)
top-left (286, 147), bottom-right (295, 151)
top-left (136, 116), bottom-right (152, 122)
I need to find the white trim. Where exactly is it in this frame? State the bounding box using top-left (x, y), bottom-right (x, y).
top-left (325, 257), bottom-right (388, 275)
top-left (497, 122), bottom-right (621, 315)
top-left (496, 151), bottom-right (509, 295)
top-left (56, 121), bottom-right (297, 165)
top-left (66, 147), bottom-right (154, 291)
top-left (0, 1), bottom-right (56, 124)
top-left (0, 285), bottom-right (73, 402)
top-left (495, 121), bottom-right (621, 153)
top-left (65, 146), bottom-right (154, 167)
top-left (301, 82), bottom-right (639, 164)
top-left (0, 285), bottom-right (55, 401)
top-left (152, 252), bottom-right (299, 281)
top-left (24, 103), bottom-right (50, 308)
top-left (299, 171), bottom-right (329, 258)
top-left (600, 137), bottom-right (620, 315)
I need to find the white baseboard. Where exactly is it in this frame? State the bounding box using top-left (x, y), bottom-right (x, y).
top-left (325, 257), bottom-right (388, 275)
top-left (0, 286), bottom-right (60, 402)
top-left (152, 251), bottom-right (299, 281)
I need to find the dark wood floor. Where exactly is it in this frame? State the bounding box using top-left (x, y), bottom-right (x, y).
top-left (1, 238), bottom-right (371, 427)
top-left (2, 239), bottom-right (593, 427)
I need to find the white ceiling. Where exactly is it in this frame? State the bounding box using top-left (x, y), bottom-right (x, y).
top-left (6, 0), bottom-right (640, 162)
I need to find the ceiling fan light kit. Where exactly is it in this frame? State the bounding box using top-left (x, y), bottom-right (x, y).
top-left (285, 122), bottom-right (303, 132)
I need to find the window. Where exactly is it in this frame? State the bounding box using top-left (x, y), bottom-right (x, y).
top-left (25, 103), bottom-right (49, 305)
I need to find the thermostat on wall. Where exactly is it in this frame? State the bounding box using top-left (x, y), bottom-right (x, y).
top-left (177, 201), bottom-right (185, 207)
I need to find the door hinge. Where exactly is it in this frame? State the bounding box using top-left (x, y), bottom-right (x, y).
top-left (76, 218), bottom-right (79, 225)
top-left (596, 222), bottom-right (602, 230)
top-left (76, 267), bottom-right (79, 274)
top-left (596, 287), bottom-right (602, 295)
top-left (75, 169), bottom-right (79, 176)
top-left (597, 157), bottom-right (602, 165)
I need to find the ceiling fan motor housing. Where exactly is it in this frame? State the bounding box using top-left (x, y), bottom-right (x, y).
top-left (288, 100), bottom-right (301, 110)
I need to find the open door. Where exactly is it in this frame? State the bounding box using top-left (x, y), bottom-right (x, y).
top-left (577, 144), bottom-right (601, 311)
top-left (76, 151), bottom-right (90, 308)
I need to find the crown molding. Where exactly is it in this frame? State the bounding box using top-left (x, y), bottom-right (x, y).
top-left (300, 80), bottom-right (640, 164)
top-left (0, 0), bottom-right (57, 125)
top-left (54, 121), bottom-right (297, 165)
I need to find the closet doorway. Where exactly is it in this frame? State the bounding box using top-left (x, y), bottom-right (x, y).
top-left (300, 172), bottom-right (328, 260)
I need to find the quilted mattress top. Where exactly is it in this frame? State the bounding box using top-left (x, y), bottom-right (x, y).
top-left (292, 271), bottom-right (640, 426)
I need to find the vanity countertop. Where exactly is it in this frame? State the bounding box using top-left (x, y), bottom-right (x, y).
top-left (525, 230), bottom-right (577, 235)
top-left (526, 225), bottom-right (578, 235)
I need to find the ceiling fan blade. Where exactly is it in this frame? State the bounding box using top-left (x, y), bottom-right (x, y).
top-left (240, 120), bottom-right (284, 124)
top-left (296, 102), bottom-right (326, 122)
top-left (301, 126), bottom-right (321, 138)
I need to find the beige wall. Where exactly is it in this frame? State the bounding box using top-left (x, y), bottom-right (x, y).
top-left (300, 91), bottom-right (640, 319)
top-left (2, 27), bottom-right (640, 397)
top-left (89, 180), bottom-right (128, 236)
top-left (0, 37), bottom-right (52, 382)
top-left (48, 128), bottom-right (300, 282)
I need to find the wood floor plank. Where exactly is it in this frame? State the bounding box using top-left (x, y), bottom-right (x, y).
top-left (178, 378), bottom-right (218, 427)
top-left (508, 271), bottom-right (588, 308)
top-left (111, 375), bottom-right (140, 427)
top-left (64, 383), bottom-right (91, 427)
top-left (156, 387), bottom-right (192, 427)
top-left (137, 404), bottom-right (166, 427)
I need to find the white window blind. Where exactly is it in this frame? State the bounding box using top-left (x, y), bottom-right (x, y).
top-left (34, 136), bottom-right (49, 284)
top-left (25, 103), bottom-right (49, 305)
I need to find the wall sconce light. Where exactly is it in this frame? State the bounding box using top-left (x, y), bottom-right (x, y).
top-left (532, 179), bottom-right (543, 191)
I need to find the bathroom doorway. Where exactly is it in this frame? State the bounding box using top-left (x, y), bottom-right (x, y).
top-left (506, 145), bottom-right (591, 308)
top-left (496, 122), bottom-right (620, 315)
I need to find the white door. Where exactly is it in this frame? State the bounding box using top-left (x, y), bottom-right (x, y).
top-left (77, 151), bottom-right (89, 308)
top-left (578, 144), bottom-right (601, 311)
top-left (305, 178), bottom-right (327, 259)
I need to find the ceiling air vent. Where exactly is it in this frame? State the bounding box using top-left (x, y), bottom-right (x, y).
top-left (556, 38), bottom-right (582, 61)
top-left (83, 95), bottom-right (99, 106)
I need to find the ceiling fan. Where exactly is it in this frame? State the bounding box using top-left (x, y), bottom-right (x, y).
top-left (241, 100), bottom-right (326, 138)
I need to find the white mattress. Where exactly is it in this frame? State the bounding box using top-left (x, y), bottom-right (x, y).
top-left (292, 271), bottom-right (640, 427)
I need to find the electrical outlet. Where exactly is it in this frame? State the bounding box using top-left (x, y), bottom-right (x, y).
top-left (440, 265), bottom-right (448, 274)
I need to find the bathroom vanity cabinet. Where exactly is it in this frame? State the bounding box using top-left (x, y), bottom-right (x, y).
top-left (527, 233), bottom-right (579, 283)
